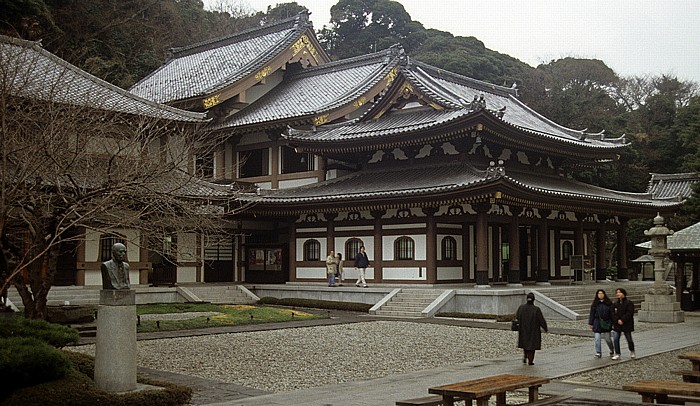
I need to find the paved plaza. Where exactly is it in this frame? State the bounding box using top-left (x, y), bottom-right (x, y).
top-left (110, 309), bottom-right (700, 406)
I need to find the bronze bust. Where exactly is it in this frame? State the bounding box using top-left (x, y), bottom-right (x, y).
top-left (101, 243), bottom-right (131, 290)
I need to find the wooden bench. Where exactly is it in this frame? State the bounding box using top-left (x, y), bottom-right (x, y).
top-left (396, 393), bottom-right (571, 406)
top-left (622, 379), bottom-right (700, 404)
top-left (428, 374), bottom-right (550, 406)
top-left (515, 394), bottom-right (572, 405)
top-left (671, 369), bottom-right (700, 383)
top-left (395, 395), bottom-right (445, 406)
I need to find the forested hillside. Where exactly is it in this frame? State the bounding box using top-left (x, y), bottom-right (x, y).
top-left (3, 0), bottom-right (700, 228)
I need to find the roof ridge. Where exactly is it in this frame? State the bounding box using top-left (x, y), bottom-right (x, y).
top-left (168, 12), bottom-right (310, 59)
top-left (1, 34), bottom-right (206, 121)
top-left (287, 45), bottom-right (401, 79)
top-left (410, 60), bottom-right (518, 97)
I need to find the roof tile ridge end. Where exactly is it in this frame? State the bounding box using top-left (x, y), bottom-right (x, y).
top-left (289, 47), bottom-right (397, 78)
top-left (411, 60), bottom-right (517, 97)
top-left (168, 13), bottom-right (303, 58)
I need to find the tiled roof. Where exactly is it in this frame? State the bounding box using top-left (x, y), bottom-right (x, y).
top-left (243, 160), bottom-right (680, 210)
top-left (130, 13), bottom-right (316, 104)
top-left (287, 108), bottom-right (468, 142)
top-left (210, 47), bottom-right (402, 130)
top-left (285, 56), bottom-right (627, 151)
top-left (646, 172), bottom-right (700, 199)
top-left (1, 35), bottom-right (206, 122)
top-left (637, 221), bottom-right (700, 251)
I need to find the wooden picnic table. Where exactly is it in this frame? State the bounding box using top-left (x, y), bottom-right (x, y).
top-left (623, 380), bottom-right (700, 404)
top-left (428, 374), bottom-right (549, 406)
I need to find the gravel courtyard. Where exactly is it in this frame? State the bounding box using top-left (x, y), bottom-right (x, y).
top-left (68, 320), bottom-right (587, 393)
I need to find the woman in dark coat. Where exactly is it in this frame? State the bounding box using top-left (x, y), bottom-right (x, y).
top-left (612, 287), bottom-right (635, 360)
top-left (588, 289), bottom-right (614, 358)
top-left (515, 292), bottom-right (548, 365)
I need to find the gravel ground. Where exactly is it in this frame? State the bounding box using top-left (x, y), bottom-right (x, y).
top-left (561, 342), bottom-right (700, 387)
top-left (67, 321), bottom-right (587, 393)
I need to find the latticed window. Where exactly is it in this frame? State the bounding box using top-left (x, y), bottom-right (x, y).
top-left (100, 233), bottom-right (126, 262)
top-left (394, 236), bottom-right (414, 260)
top-left (345, 238), bottom-right (363, 261)
top-left (442, 236), bottom-right (457, 260)
top-left (303, 239), bottom-right (321, 261)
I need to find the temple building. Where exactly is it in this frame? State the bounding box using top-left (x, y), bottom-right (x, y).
top-left (128, 12), bottom-right (688, 287)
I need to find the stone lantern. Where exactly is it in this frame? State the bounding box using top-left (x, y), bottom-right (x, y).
top-left (637, 214), bottom-right (684, 322)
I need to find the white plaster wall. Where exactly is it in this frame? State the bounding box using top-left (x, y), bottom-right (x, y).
top-left (296, 237), bottom-right (327, 261)
top-left (437, 267), bottom-right (463, 280)
top-left (383, 267), bottom-right (426, 280)
top-left (177, 232), bottom-right (197, 263)
top-left (438, 234), bottom-right (463, 260)
top-left (344, 267), bottom-right (374, 280)
top-left (255, 181), bottom-right (273, 190)
top-left (296, 267), bottom-right (326, 279)
top-left (84, 229), bottom-right (140, 262)
top-left (382, 235), bottom-right (426, 260)
top-left (279, 177), bottom-right (317, 189)
top-left (178, 266), bottom-right (197, 283)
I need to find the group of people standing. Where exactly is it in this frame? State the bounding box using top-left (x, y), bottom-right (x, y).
top-left (515, 287), bottom-right (636, 365)
top-left (325, 246), bottom-right (370, 288)
top-left (587, 287), bottom-right (635, 360)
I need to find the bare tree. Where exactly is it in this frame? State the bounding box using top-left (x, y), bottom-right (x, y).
top-left (0, 36), bottom-right (253, 319)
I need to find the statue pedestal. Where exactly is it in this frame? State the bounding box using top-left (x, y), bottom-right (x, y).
top-left (637, 293), bottom-right (685, 323)
top-left (94, 290), bottom-right (137, 392)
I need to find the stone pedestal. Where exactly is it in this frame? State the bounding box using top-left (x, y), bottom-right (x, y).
top-left (638, 293), bottom-right (684, 322)
top-left (94, 289), bottom-right (137, 393)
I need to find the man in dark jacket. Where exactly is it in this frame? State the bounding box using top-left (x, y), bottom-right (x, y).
top-left (354, 246), bottom-right (369, 287)
top-left (612, 287), bottom-right (635, 360)
top-left (515, 292), bottom-right (548, 365)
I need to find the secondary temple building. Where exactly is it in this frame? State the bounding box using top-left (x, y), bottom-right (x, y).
top-left (129, 12), bottom-right (687, 287)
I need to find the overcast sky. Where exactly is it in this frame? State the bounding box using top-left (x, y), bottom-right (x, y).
top-left (212, 0), bottom-right (700, 84)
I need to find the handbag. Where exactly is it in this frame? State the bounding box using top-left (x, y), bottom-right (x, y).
top-left (511, 319), bottom-right (520, 331)
top-left (598, 306), bottom-right (612, 330)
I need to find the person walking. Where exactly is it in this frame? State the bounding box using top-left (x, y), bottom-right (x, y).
top-left (326, 250), bottom-right (337, 287)
top-left (612, 287), bottom-right (635, 360)
top-left (336, 252), bottom-right (344, 286)
top-left (354, 245), bottom-right (369, 287)
top-left (515, 292), bottom-right (548, 365)
top-left (588, 289), bottom-right (614, 358)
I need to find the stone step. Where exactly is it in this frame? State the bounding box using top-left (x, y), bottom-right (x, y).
top-left (381, 305), bottom-right (426, 312)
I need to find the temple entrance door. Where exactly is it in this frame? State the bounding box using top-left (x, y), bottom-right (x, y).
top-left (245, 244), bottom-right (288, 284)
top-left (204, 236), bottom-right (234, 282)
top-left (148, 235), bottom-right (177, 286)
top-left (54, 239), bottom-right (78, 286)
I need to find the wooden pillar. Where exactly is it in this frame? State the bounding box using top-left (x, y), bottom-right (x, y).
top-left (325, 212), bottom-right (337, 282)
top-left (371, 210), bottom-right (385, 283)
top-left (462, 224), bottom-right (471, 282)
top-left (537, 209), bottom-right (551, 284)
top-left (617, 219), bottom-right (629, 281)
top-left (508, 212), bottom-right (522, 286)
top-left (76, 228), bottom-right (86, 286)
top-left (475, 203), bottom-right (489, 286)
top-left (596, 220), bottom-right (607, 281)
top-left (288, 219), bottom-right (297, 282)
top-left (423, 207), bottom-right (438, 284)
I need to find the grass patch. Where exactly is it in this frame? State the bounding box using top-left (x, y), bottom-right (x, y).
top-left (136, 303), bottom-right (324, 333)
top-left (435, 312), bottom-right (514, 322)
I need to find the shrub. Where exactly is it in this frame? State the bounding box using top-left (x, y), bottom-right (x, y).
top-left (258, 297), bottom-right (372, 312)
top-left (0, 315), bottom-right (80, 348)
top-left (435, 312), bottom-right (515, 322)
top-left (0, 337), bottom-right (72, 398)
top-left (2, 352), bottom-right (192, 406)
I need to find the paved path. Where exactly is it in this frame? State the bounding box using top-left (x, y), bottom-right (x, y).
top-left (131, 310), bottom-right (700, 406)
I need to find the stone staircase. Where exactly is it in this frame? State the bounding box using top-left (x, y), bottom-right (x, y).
top-left (6, 286), bottom-right (101, 310)
top-left (537, 284), bottom-right (648, 320)
top-left (372, 288), bottom-right (446, 318)
top-left (183, 285), bottom-right (258, 304)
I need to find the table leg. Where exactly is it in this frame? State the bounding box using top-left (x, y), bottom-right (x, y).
top-left (528, 386), bottom-right (540, 402)
top-left (475, 396), bottom-right (490, 406)
top-left (495, 392), bottom-right (506, 405)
